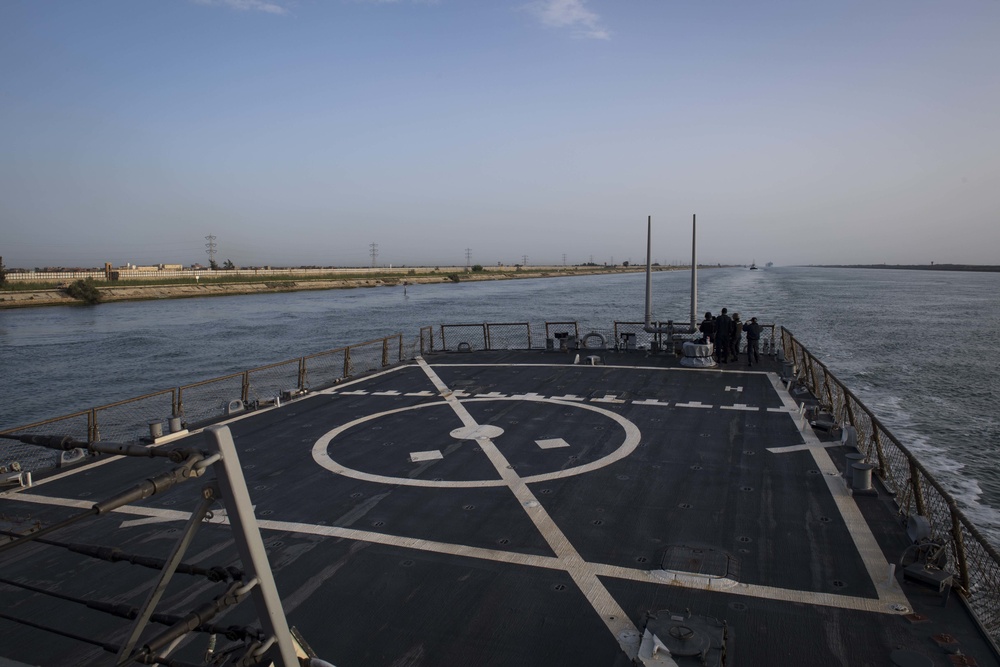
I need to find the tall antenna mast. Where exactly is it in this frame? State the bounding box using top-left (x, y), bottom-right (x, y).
top-left (643, 214), bottom-right (698, 334)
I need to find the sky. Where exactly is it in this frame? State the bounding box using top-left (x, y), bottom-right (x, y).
top-left (1, 0), bottom-right (998, 269)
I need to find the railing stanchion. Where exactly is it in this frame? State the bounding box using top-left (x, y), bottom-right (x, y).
top-left (950, 501), bottom-right (971, 593)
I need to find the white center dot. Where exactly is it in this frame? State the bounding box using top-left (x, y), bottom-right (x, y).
top-left (450, 424), bottom-right (505, 440)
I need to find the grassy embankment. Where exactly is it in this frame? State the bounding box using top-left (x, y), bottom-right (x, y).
top-left (0, 265), bottom-right (654, 308)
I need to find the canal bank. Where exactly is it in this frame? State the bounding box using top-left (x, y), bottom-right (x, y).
top-left (0, 266), bottom-right (667, 309)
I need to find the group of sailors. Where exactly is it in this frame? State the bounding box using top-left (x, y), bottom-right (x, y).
top-left (698, 308), bottom-right (763, 366)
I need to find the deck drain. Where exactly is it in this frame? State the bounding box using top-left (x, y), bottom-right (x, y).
top-left (552, 584), bottom-right (567, 591)
top-left (592, 519), bottom-right (604, 526)
top-left (636, 556), bottom-right (649, 563)
top-left (350, 492), bottom-right (364, 498)
top-left (400, 560), bottom-right (414, 567)
top-left (743, 450), bottom-right (755, 456)
top-left (372, 520), bottom-right (385, 527)
top-left (807, 469), bottom-right (821, 475)
top-left (243, 464), bottom-right (256, 469)
top-left (832, 580), bottom-right (846, 588)
top-left (740, 486), bottom-right (754, 492)
top-left (729, 602), bottom-right (748, 612)
top-left (690, 465), bottom-right (703, 470)
top-left (819, 516), bottom-right (832, 523)
top-left (568, 455), bottom-right (578, 460)
top-left (254, 485), bottom-right (268, 491)
top-left (162, 499), bottom-right (176, 506)
top-left (678, 503), bottom-right (692, 509)
top-left (540, 489), bottom-right (552, 494)
top-left (616, 474), bottom-right (630, 481)
top-left (498, 538), bottom-right (510, 545)
top-left (738, 536), bottom-right (753, 543)
top-left (269, 541), bottom-right (284, 548)
top-left (260, 510), bottom-right (273, 516)
top-left (738, 548), bottom-right (750, 554)
top-left (463, 504), bottom-right (476, 510)
top-left (245, 447), bottom-right (256, 452)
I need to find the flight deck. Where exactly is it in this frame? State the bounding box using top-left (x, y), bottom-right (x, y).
top-left (1, 348), bottom-right (997, 666)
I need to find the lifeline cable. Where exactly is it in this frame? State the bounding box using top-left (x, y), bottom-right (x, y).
top-left (0, 529), bottom-right (244, 582)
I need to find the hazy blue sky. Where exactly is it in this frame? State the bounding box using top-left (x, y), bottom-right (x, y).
top-left (2, 0), bottom-right (998, 269)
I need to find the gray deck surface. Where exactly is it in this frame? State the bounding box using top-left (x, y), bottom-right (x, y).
top-left (1, 348), bottom-right (997, 666)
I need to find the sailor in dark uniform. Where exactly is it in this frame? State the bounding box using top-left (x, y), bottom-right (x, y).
top-left (744, 316), bottom-right (762, 366)
top-left (699, 312), bottom-right (715, 345)
top-left (714, 308), bottom-right (732, 363)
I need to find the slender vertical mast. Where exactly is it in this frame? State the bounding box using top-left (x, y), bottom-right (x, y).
top-left (690, 214), bottom-right (697, 327)
top-left (643, 214), bottom-right (699, 334)
top-left (644, 216), bottom-right (653, 328)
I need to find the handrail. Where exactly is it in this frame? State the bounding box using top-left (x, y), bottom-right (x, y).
top-left (781, 327), bottom-right (1000, 645)
top-left (1, 333), bottom-right (407, 466)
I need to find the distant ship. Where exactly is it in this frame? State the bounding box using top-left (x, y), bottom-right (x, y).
top-left (750, 259), bottom-right (758, 269)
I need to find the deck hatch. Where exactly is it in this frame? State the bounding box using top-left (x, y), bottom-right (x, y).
top-left (660, 545), bottom-right (734, 578)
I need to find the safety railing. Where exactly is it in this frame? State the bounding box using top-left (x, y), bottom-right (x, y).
top-left (486, 323), bottom-right (532, 350)
top-left (781, 327), bottom-right (1000, 644)
top-left (439, 324), bottom-right (487, 351)
top-left (1, 334), bottom-right (406, 474)
top-left (419, 325), bottom-right (436, 355)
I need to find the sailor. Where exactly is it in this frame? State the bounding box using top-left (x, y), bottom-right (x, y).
top-left (698, 312), bottom-right (715, 345)
top-left (714, 308), bottom-right (732, 363)
top-left (743, 316), bottom-right (762, 367)
top-left (730, 313), bottom-right (742, 362)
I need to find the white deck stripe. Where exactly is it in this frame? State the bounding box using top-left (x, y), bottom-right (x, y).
top-left (416, 356), bottom-right (643, 657)
top-left (9, 491), bottom-right (909, 615)
top-left (766, 371), bottom-right (911, 610)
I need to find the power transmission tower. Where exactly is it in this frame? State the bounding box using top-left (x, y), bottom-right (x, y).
top-left (562, 253), bottom-right (567, 266)
top-left (369, 242), bottom-right (378, 268)
top-left (205, 235), bottom-right (217, 266)
top-left (521, 255), bottom-right (528, 267)
top-left (465, 248), bottom-right (472, 270)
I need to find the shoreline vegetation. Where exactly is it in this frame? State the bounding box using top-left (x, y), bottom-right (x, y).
top-left (0, 265), bottom-right (687, 309)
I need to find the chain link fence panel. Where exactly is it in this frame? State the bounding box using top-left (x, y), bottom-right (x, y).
top-left (91, 389), bottom-right (177, 444)
top-left (178, 373), bottom-right (246, 427)
top-left (246, 359), bottom-right (301, 405)
top-left (486, 323), bottom-right (531, 350)
top-left (440, 324), bottom-right (487, 351)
